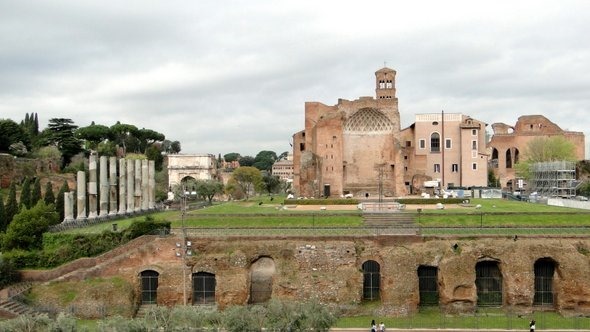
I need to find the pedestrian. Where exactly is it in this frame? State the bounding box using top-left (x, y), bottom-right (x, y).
top-left (529, 319), bottom-right (536, 332)
top-left (371, 319), bottom-right (376, 332)
top-left (378, 321), bottom-right (385, 331)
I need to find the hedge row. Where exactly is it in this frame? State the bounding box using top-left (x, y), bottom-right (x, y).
top-left (284, 199), bottom-right (360, 205)
top-left (396, 198), bottom-right (464, 205)
top-left (3, 218), bottom-right (171, 269)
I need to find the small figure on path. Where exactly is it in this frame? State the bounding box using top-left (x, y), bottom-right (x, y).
top-left (529, 319), bottom-right (536, 332)
top-left (371, 319), bottom-right (376, 332)
top-left (378, 321), bottom-right (385, 332)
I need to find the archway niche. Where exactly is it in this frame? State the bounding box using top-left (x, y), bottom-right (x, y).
top-left (140, 270), bottom-right (159, 305)
top-left (362, 260), bottom-right (380, 301)
top-left (193, 272), bottom-right (216, 305)
top-left (417, 265), bottom-right (439, 306)
top-left (475, 260), bottom-right (503, 306)
top-left (534, 258), bottom-right (557, 306)
top-left (249, 257), bottom-right (276, 304)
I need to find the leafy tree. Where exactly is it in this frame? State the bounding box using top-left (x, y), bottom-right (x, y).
top-left (253, 150), bottom-right (278, 171)
top-left (4, 182), bottom-right (19, 230)
top-left (0, 195), bottom-right (5, 232)
top-left (20, 177), bottom-right (32, 209)
top-left (224, 153), bottom-right (241, 163)
top-left (76, 123), bottom-right (112, 151)
top-left (39, 118), bottom-right (83, 167)
top-left (2, 201), bottom-right (59, 251)
top-left (146, 145), bottom-right (164, 171)
top-left (231, 167), bottom-right (262, 200)
top-left (238, 155), bottom-right (255, 167)
top-left (97, 140), bottom-right (117, 156)
top-left (0, 119), bottom-right (29, 153)
top-left (31, 178), bottom-right (42, 206)
top-left (137, 128), bottom-right (165, 153)
top-left (20, 112), bottom-right (40, 148)
top-left (261, 173), bottom-right (281, 195)
top-left (44, 181), bottom-right (56, 206)
top-left (0, 254), bottom-right (20, 288)
top-left (195, 180), bottom-right (224, 204)
top-left (277, 151), bottom-right (289, 161)
top-left (55, 180), bottom-right (69, 221)
top-left (170, 141), bottom-right (181, 154)
top-left (110, 122), bottom-right (138, 155)
top-left (516, 136), bottom-right (577, 180)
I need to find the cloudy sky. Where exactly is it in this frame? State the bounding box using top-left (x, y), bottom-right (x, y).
top-left (1, 1), bottom-right (589, 158)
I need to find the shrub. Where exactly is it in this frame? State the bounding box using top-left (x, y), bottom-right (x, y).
top-left (284, 198), bottom-right (360, 205)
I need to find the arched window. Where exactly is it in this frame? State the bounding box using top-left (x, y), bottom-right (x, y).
top-left (362, 260), bottom-right (380, 301)
top-left (193, 272), bottom-right (216, 305)
top-left (514, 148), bottom-right (520, 164)
top-left (491, 148), bottom-right (499, 168)
top-left (250, 257), bottom-right (276, 304)
top-left (430, 133), bottom-right (440, 152)
top-left (417, 266), bottom-right (439, 306)
top-left (534, 258), bottom-right (556, 306)
top-left (506, 149), bottom-right (513, 168)
top-left (140, 270), bottom-right (159, 304)
top-left (475, 261), bottom-right (502, 306)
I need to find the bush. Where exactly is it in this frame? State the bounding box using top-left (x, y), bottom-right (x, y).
top-left (284, 199), bottom-right (360, 205)
top-left (397, 198), bottom-right (464, 205)
top-left (121, 216), bottom-right (171, 241)
top-left (0, 253), bottom-right (21, 287)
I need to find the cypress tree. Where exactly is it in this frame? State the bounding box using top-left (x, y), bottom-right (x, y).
top-left (31, 178), bottom-right (42, 206)
top-left (33, 113), bottom-right (39, 135)
top-left (0, 194), bottom-right (5, 232)
top-left (4, 182), bottom-right (19, 229)
top-left (44, 181), bottom-right (56, 206)
top-left (20, 177), bottom-right (31, 209)
top-left (56, 180), bottom-right (69, 221)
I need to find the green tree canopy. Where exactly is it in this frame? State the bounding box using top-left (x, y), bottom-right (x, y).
top-left (231, 166), bottom-right (262, 200)
top-left (76, 123), bottom-right (112, 150)
top-left (110, 122), bottom-right (139, 155)
top-left (3, 182), bottom-right (19, 231)
top-left (516, 136), bottom-right (577, 179)
top-left (261, 173), bottom-right (281, 195)
top-left (0, 195), bottom-right (5, 233)
top-left (56, 180), bottom-right (69, 221)
top-left (0, 119), bottom-right (29, 153)
top-left (20, 177), bottom-right (32, 210)
top-left (238, 155), bottom-right (255, 167)
top-left (253, 150), bottom-right (278, 171)
top-left (39, 118), bottom-right (83, 167)
top-left (137, 128), bottom-right (165, 153)
top-left (195, 179), bottom-right (224, 204)
top-left (224, 153), bottom-right (240, 163)
top-left (2, 201), bottom-right (59, 251)
top-left (44, 181), bottom-right (56, 206)
top-left (31, 178), bottom-right (42, 206)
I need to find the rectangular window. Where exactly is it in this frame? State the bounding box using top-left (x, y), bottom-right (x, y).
top-left (419, 139), bottom-right (426, 149)
top-left (434, 164), bottom-right (441, 173)
top-left (406, 141), bottom-right (412, 147)
top-left (472, 163), bottom-right (477, 170)
top-left (445, 139), bottom-right (452, 149)
top-left (472, 140), bottom-right (477, 150)
top-left (452, 164), bottom-right (459, 172)
top-left (472, 129), bottom-right (477, 136)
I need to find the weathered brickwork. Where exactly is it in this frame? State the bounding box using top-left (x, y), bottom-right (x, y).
top-left (23, 234), bottom-right (590, 316)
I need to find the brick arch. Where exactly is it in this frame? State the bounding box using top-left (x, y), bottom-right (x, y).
top-left (249, 256), bottom-right (276, 304)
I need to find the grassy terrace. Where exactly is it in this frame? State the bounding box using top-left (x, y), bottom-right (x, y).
top-left (64, 196), bottom-right (590, 236)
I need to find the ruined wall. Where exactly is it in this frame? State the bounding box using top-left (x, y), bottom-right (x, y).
top-left (30, 234), bottom-right (590, 316)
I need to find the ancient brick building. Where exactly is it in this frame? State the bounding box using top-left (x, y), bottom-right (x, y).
top-left (292, 68), bottom-right (489, 198)
top-left (488, 115), bottom-right (585, 189)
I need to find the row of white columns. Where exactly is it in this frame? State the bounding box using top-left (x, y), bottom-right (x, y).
top-left (63, 155), bottom-right (156, 223)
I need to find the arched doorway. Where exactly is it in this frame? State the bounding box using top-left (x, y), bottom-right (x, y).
top-left (362, 260), bottom-right (380, 301)
top-left (193, 272), bottom-right (216, 305)
top-left (140, 270), bottom-right (159, 304)
top-left (475, 261), bottom-right (503, 306)
top-left (534, 258), bottom-right (557, 306)
top-left (249, 257), bottom-right (275, 304)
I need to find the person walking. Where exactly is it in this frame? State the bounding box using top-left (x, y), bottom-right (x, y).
top-left (378, 321), bottom-right (385, 331)
top-left (529, 319), bottom-right (536, 332)
top-left (371, 319), bottom-right (376, 332)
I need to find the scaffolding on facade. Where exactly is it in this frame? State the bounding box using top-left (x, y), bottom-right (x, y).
top-left (529, 161), bottom-right (581, 198)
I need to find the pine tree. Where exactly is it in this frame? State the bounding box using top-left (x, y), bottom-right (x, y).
top-left (56, 180), bottom-right (69, 221)
top-left (31, 178), bottom-right (42, 205)
top-left (4, 182), bottom-right (19, 229)
top-left (20, 177), bottom-right (32, 209)
top-left (0, 194), bottom-right (6, 232)
top-left (44, 181), bottom-right (56, 206)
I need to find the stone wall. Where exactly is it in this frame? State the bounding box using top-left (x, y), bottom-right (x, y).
top-left (24, 234), bottom-right (590, 316)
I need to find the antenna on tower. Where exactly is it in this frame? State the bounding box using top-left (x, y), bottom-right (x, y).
top-left (384, 61), bottom-right (387, 68)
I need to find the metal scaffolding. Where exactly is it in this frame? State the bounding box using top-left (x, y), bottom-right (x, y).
top-left (529, 161), bottom-right (581, 198)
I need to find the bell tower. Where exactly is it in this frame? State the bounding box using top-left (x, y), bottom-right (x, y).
top-left (375, 67), bottom-right (396, 100)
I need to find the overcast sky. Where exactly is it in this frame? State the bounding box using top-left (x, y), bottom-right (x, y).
top-left (1, 1), bottom-right (589, 158)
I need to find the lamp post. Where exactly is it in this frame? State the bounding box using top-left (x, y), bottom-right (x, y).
top-left (175, 184), bottom-right (192, 305)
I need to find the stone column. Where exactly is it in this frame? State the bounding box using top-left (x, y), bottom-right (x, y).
top-left (118, 158), bottom-right (127, 215)
top-left (127, 159), bottom-right (135, 214)
top-left (134, 159), bottom-right (142, 212)
top-left (76, 171), bottom-right (87, 220)
top-left (99, 156), bottom-right (109, 218)
top-left (88, 155), bottom-right (98, 219)
top-left (63, 191), bottom-right (75, 223)
top-left (148, 160), bottom-right (155, 210)
top-left (141, 159), bottom-right (149, 211)
top-left (109, 157), bottom-right (118, 216)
